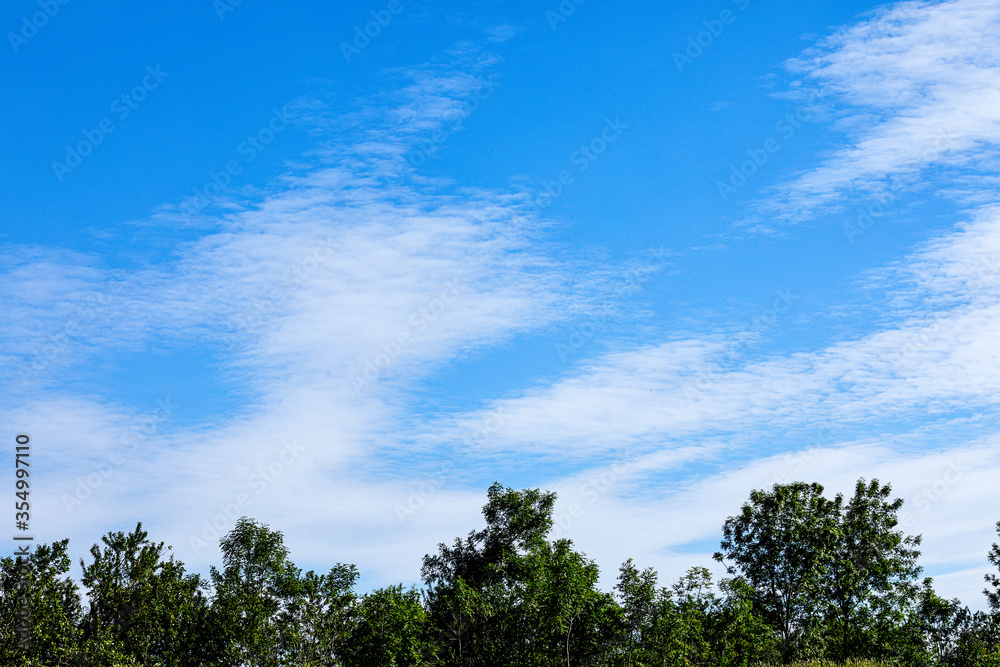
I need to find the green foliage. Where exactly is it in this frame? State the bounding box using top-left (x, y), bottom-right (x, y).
top-left (422, 482), bottom-right (617, 666)
top-left (714, 481), bottom-right (838, 661)
top-left (209, 516), bottom-right (298, 667)
top-left (944, 606), bottom-right (1000, 667)
top-left (713, 576), bottom-right (781, 667)
top-left (279, 563), bottom-right (359, 665)
top-left (764, 661), bottom-right (903, 667)
top-left (714, 478), bottom-right (933, 665)
top-left (421, 481), bottom-right (557, 593)
top-left (523, 538), bottom-right (617, 667)
top-left (822, 479), bottom-right (924, 662)
top-left (342, 584), bottom-right (430, 667)
top-left (614, 558), bottom-right (661, 667)
top-left (78, 522), bottom-right (209, 667)
top-left (986, 521), bottom-right (1000, 614)
top-left (7, 479), bottom-right (1000, 667)
top-left (610, 562), bottom-right (779, 667)
top-left (0, 539), bottom-right (81, 666)
top-left (421, 482), bottom-right (560, 666)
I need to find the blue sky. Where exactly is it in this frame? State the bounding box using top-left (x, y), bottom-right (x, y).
top-left (3, 0), bottom-right (1000, 605)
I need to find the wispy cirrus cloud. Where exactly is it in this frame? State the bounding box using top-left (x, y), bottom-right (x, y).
top-left (435, 203), bottom-right (1000, 465)
top-left (384, 0), bottom-right (1000, 603)
top-left (756, 0), bottom-right (1000, 222)
top-left (0, 48), bottom-right (635, 584)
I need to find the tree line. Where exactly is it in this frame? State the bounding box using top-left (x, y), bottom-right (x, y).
top-left (2, 478), bottom-right (1000, 666)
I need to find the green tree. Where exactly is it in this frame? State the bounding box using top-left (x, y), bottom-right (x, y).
top-left (986, 520), bottom-right (1000, 613)
top-left (670, 567), bottom-right (715, 667)
top-left (822, 478), bottom-right (923, 661)
top-left (422, 482), bottom-right (559, 666)
top-left (611, 564), bottom-right (777, 667)
top-left (423, 574), bottom-right (482, 665)
top-left (78, 522), bottom-right (210, 667)
top-left (342, 584), bottom-right (430, 667)
top-left (278, 563), bottom-right (359, 666)
top-left (210, 516), bottom-right (298, 667)
top-left (524, 538), bottom-right (616, 667)
top-left (713, 481), bottom-right (838, 661)
top-left (712, 576), bottom-right (780, 667)
top-left (0, 539), bottom-right (82, 666)
top-left (422, 483), bottom-right (618, 667)
top-left (422, 482), bottom-right (556, 592)
top-left (614, 558), bottom-right (660, 667)
top-left (950, 606), bottom-right (1000, 667)
top-left (891, 578), bottom-right (962, 667)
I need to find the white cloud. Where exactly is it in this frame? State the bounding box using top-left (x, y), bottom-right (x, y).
top-left (762, 0), bottom-right (1000, 220)
top-left (0, 52), bottom-right (612, 583)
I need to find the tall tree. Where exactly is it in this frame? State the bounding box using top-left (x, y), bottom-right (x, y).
top-left (210, 516), bottom-right (298, 667)
top-left (422, 482), bottom-right (620, 667)
top-left (422, 482), bottom-right (558, 666)
top-left (0, 539), bottom-right (82, 666)
top-left (670, 567), bottom-right (716, 667)
top-left (712, 576), bottom-right (780, 667)
top-left (524, 538), bottom-right (614, 667)
top-left (948, 605), bottom-right (1000, 666)
top-left (985, 520), bottom-right (1000, 613)
top-left (822, 478), bottom-right (923, 661)
top-left (713, 481), bottom-right (839, 661)
top-left (614, 558), bottom-right (660, 667)
top-left (278, 563), bottom-right (360, 666)
top-left (78, 522), bottom-right (210, 667)
top-left (894, 578), bottom-right (962, 667)
top-left (342, 584), bottom-right (430, 667)
top-left (422, 482), bottom-right (556, 592)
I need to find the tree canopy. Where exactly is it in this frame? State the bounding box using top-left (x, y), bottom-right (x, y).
top-left (2, 477), bottom-right (999, 666)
